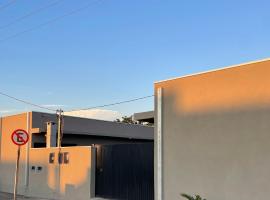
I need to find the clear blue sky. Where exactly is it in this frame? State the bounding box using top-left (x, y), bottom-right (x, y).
top-left (0, 0), bottom-right (270, 116)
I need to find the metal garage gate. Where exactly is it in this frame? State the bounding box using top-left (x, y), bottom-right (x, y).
top-left (95, 143), bottom-right (154, 200)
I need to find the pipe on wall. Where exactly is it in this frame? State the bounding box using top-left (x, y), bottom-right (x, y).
top-left (0, 117), bottom-right (2, 164)
top-left (24, 112), bottom-right (30, 192)
top-left (156, 87), bottom-right (163, 200)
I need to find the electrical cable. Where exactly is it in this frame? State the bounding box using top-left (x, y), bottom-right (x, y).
top-left (0, 0), bottom-right (64, 30)
top-left (67, 95), bottom-right (154, 112)
top-left (0, 0), bottom-right (102, 43)
top-left (0, 0), bottom-right (16, 12)
top-left (0, 91), bottom-right (57, 111)
top-left (0, 91), bottom-right (153, 113)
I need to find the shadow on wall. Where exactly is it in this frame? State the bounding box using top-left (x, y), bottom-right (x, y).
top-left (0, 147), bottom-right (95, 200)
top-left (159, 88), bottom-right (270, 200)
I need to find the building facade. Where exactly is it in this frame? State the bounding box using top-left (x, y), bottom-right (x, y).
top-left (155, 59), bottom-right (270, 200)
top-left (0, 111), bottom-right (154, 200)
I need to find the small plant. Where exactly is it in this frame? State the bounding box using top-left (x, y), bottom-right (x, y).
top-left (181, 193), bottom-right (207, 200)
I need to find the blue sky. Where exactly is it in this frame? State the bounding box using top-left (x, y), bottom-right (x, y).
top-left (0, 0), bottom-right (270, 117)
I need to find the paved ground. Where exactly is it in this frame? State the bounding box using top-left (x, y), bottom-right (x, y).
top-left (0, 192), bottom-right (50, 200)
top-left (0, 192), bottom-right (108, 200)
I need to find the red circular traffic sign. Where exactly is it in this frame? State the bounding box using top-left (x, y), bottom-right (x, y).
top-left (11, 129), bottom-right (29, 146)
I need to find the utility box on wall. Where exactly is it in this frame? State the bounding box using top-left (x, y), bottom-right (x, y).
top-left (28, 146), bottom-right (96, 200)
top-left (0, 111), bottom-right (153, 199)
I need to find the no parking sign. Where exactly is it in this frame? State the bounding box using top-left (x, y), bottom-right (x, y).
top-left (11, 129), bottom-right (29, 146)
top-left (11, 129), bottom-right (29, 200)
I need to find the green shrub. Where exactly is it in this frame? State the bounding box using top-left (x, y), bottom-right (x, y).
top-left (181, 193), bottom-right (207, 200)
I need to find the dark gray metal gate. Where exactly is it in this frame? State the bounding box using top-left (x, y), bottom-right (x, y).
top-left (95, 143), bottom-right (154, 200)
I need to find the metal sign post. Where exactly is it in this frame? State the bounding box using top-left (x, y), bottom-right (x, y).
top-left (14, 146), bottom-right (21, 200)
top-left (11, 129), bottom-right (29, 200)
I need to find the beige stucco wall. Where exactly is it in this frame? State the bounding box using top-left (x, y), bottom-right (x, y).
top-left (0, 112), bottom-right (30, 194)
top-left (0, 113), bottom-right (96, 200)
top-left (155, 59), bottom-right (270, 200)
top-left (28, 147), bottom-right (95, 200)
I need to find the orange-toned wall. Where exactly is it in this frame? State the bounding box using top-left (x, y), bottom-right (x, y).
top-left (28, 147), bottom-right (95, 200)
top-left (155, 59), bottom-right (270, 200)
top-left (0, 113), bottom-right (96, 200)
top-left (0, 113), bottom-right (30, 193)
top-left (155, 59), bottom-right (270, 114)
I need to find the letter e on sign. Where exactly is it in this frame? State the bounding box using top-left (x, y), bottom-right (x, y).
top-left (11, 129), bottom-right (29, 146)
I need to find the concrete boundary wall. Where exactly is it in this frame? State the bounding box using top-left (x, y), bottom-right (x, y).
top-left (0, 113), bottom-right (29, 194)
top-left (28, 146), bottom-right (95, 200)
top-left (0, 111), bottom-right (153, 199)
top-left (155, 59), bottom-right (270, 200)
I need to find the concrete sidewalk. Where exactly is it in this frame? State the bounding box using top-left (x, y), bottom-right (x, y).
top-left (0, 192), bottom-right (52, 200)
top-left (0, 192), bottom-right (109, 200)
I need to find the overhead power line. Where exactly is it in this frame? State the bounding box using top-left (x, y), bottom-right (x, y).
top-left (0, 0), bottom-right (64, 30)
top-left (0, 0), bottom-right (16, 12)
top-left (68, 95), bottom-right (154, 112)
top-left (0, 91), bottom-right (153, 113)
top-left (0, 91), bottom-right (57, 111)
top-left (0, 0), bottom-right (101, 43)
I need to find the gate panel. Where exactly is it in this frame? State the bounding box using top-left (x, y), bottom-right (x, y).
top-left (96, 143), bottom-right (154, 200)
